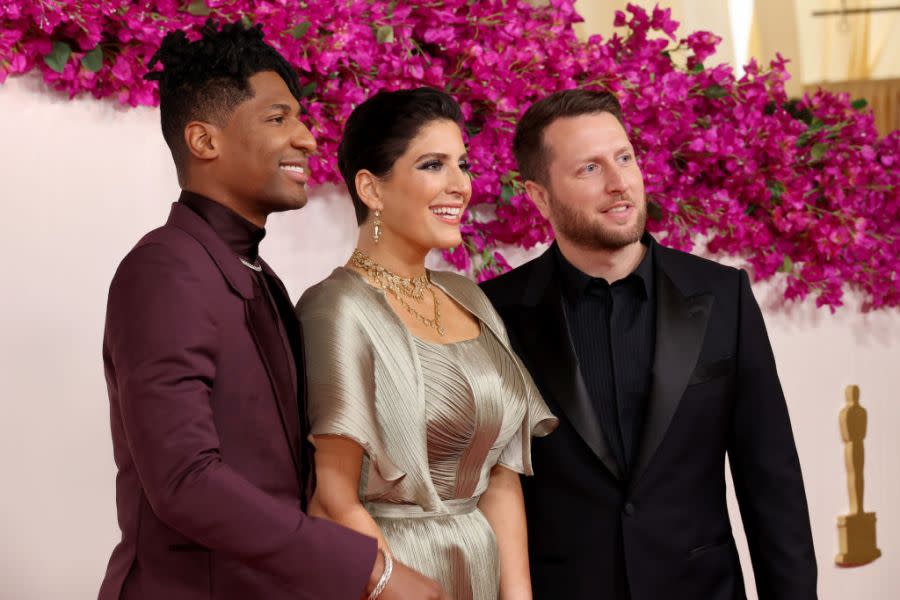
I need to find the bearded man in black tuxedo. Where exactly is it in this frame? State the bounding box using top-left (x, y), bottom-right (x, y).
top-left (480, 90), bottom-right (817, 600)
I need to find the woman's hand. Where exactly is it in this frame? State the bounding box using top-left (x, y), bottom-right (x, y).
top-left (377, 559), bottom-right (448, 600)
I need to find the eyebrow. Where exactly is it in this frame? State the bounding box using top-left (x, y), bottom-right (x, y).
top-left (414, 152), bottom-right (469, 162)
top-left (574, 146), bottom-right (634, 163)
top-left (266, 103), bottom-right (301, 115)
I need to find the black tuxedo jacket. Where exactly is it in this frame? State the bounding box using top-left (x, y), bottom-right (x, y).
top-left (481, 241), bottom-right (817, 600)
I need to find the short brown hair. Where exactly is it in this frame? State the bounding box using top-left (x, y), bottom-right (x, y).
top-left (513, 89), bottom-right (625, 185)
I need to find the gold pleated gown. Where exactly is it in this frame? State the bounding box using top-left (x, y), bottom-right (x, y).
top-left (298, 268), bottom-right (557, 600)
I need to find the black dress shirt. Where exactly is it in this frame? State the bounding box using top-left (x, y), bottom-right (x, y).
top-left (556, 234), bottom-right (657, 476)
top-left (179, 191), bottom-right (313, 501)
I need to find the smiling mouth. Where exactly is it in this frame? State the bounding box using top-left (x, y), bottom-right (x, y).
top-left (279, 163), bottom-right (308, 185)
top-left (431, 205), bottom-right (463, 223)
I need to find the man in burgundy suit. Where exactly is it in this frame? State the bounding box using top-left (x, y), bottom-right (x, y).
top-left (99, 21), bottom-right (444, 599)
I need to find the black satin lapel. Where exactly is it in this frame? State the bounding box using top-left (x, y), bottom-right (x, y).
top-left (631, 271), bottom-right (713, 485)
top-left (517, 288), bottom-right (622, 479)
top-left (245, 286), bottom-right (302, 482)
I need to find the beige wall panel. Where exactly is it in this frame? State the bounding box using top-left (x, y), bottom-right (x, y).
top-left (794, 0), bottom-right (900, 83)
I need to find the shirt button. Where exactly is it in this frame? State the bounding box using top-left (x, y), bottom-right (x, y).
top-left (623, 502), bottom-right (635, 516)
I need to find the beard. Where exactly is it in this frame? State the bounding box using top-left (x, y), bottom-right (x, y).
top-left (547, 194), bottom-right (647, 251)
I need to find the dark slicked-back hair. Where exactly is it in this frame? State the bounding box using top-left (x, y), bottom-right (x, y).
top-left (514, 89), bottom-right (625, 186)
top-left (338, 87), bottom-right (464, 225)
top-left (145, 20), bottom-right (302, 182)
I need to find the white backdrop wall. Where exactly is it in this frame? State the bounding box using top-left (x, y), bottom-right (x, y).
top-left (1, 76), bottom-right (897, 599)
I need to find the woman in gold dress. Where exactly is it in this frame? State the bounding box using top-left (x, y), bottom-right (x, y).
top-left (296, 88), bottom-right (557, 599)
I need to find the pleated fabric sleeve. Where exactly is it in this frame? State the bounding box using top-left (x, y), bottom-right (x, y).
top-left (298, 284), bottom-right (406, 494)
top-left (498, 351), bottom-right (558, 476)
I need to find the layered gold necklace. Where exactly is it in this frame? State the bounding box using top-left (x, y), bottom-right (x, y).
top-left (350, 249), bottom-right (444, 336)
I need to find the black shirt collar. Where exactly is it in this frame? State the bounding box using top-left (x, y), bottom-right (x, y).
top-left (555, 232), bottom-right (655, 301)
top-left (178, 191), bottom-right (266, 261)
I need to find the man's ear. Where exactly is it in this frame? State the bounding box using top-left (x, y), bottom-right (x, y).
top-left (355, 169), bottom-right (385, 214)
top-left (184, 121), bottom-right (221, 161)
top-left (524, 179), bottom-right (552, 220)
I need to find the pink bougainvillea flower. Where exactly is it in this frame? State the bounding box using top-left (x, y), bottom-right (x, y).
top-left (0, 0), bottom-right (896, 309)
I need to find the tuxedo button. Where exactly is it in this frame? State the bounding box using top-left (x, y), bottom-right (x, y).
top-left (623, 502), bottom-right (635, 516)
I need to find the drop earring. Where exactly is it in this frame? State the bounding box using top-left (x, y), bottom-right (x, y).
top-left (373, 209), bottom-right (382, 243)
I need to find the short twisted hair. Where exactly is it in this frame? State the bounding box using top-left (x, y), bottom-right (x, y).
top-left (145, 20), bottom-right (302, 180)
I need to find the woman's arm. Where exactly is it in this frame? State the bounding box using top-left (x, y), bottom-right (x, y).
top-left (478, 464), bottom-right (532, 600)
top-left (309, 435), bottom-right (389, 551)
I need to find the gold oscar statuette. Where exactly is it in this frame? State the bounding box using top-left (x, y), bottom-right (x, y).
top-left (835, 384), bottom-right (881, 567)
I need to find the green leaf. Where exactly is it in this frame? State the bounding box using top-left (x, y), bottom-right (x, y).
top-left (80, 46), bottom-right (103, 72)
top-left (500, 170), bottom-right (518, 184)
top-left (783, 99), bottom-right (814, 125)
top-left (376, 25), bottom-right (394, 43)
top-left (851, 98), bottom-right (868, 111)
top-left (43, 41), bottom-right (72, 73)
top-left (744, 204), bottom-right (757, 216)
top-left (500, 184), bottom-right (515, 203)
top-left (240, 15), bottom-right (253, 28)
top-left (186, 0), bottom-right (210, 16)
top-left (299, 82), bottom-right (316, 97)
top-left (807, 117), bottom-right (825, 132)
top-left (795, 132), bottom-right (812, 148)
top-left (778, 255), bottom-right (793, 273)
top-left (767, 180), bottom-right (785, 202)
top-left (690, 62), bottom-right (704, 73)
top-left (647, 201), bottom-right (663, 221)
top-left (810, 143), bottom-right (829, 161)
top-left (702, 85), bottom-right (728, 99)
top-left (288, 21), bottom-right (311, 39)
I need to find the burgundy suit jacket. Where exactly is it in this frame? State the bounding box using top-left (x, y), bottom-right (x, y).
top-left (99, 202), bottom-right (376, 599)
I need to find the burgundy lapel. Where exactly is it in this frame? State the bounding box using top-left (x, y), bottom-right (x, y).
top-left (244, 280), bottom-right (303, 480)
top-left (167, 203), bottom-right (255, 299)
top-left (261, 266), bottom-right (311, 437)
top-left (261, 265), bottom-right (314, 498)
